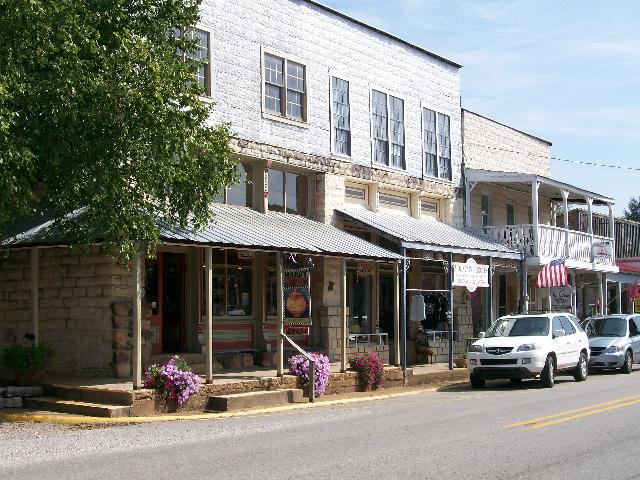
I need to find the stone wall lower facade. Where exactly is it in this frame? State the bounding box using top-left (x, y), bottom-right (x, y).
top-left (0, 247), bottom-right (134, 378)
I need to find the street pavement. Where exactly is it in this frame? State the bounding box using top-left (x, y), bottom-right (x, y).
top-left (2, 369), bottom-right (640, 479)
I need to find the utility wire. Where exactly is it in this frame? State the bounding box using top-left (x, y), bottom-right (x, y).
top-left (464, 142), bottom-right (640, 172)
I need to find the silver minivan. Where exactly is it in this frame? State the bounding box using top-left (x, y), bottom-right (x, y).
top-left (582, 314), bottom-right (640, 373)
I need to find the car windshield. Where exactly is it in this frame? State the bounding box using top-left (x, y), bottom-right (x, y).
top-left (485, 317), bottom-right (549, 337)
top-left (584, 317), bottom-right (627, 338)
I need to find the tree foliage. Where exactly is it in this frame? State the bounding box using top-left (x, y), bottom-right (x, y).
top-left (0, 0), bottom-right (237, 262)
top-left (624, 196), bottom-right (640, 222)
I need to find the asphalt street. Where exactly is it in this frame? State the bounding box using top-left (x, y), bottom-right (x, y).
top-left (3, 369), bottom-right (640, 480)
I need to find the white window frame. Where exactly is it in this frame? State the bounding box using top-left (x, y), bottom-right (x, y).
top-left (344, 181), bottom-right (369, 207)
top-left (329, 71), bottom-right (352, 159)
top-left (420, 101), bottom-right (453, 183)
top-left (369, 86), bottom-right (406, 171)
top-left (261, 47), bottom-right (308, 127)
top-left (175, 24), bottom-right (214, 101)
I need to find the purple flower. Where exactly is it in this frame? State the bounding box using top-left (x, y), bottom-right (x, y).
top-left (288, 352), bottom-right (330, 397)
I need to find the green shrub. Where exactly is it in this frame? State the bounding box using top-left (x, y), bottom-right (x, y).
top-left (1, 344), bottom-right (54, 373)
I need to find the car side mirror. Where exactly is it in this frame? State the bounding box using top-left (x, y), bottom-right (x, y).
top-left (478, 332), bottom-right (485, 339)
top-left (553, 329), bottom-right (566, 338)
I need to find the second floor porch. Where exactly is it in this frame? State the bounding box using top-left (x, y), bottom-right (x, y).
top-left (465, 168), bottom-right (618, 271)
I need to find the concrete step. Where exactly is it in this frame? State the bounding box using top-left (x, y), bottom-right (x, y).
top-left (45, 384), bottom-right (134, 406)
top-left (150, 353), bottom-right (205, 365)
top-left (23, 396), bottom-right (132, 418)
top-left (206, 389), bottom-right (305, 412)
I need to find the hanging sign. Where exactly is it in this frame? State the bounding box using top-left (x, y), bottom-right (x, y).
top-left (592, 242), bottom-right (613, 262)
top-left (452, 258), bottom-right (489, 292)
top-left (283, 268), bottom-right (312, 328)
top-left (551, 286), bottom-right (573, 312)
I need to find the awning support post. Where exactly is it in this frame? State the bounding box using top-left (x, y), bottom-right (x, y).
top-left (30, 248), bottom-right (39, 346)
top-left (276, 252), bottom-right (284, 377)
top-left (519, 259), bottom-right (528, 314)
top-left (132, 253), bottom-right (142, 390)
top-left (205, 247), bottom-right (213, 384)
top-left (448, 252), bottom-right (454, 371)
top-left (531, 181), bottom-right (540, 257)
top-left (401, 249), bottom-right (408, 372)
top-left (340, 258), bottom-right (348, 373)
top-left (488, 257), bottom-right (494, 327)
top-left (598, 272), bottom-right (605, 316)
top-left (616, 282), bottom-right (623, 314)
top-left (393, 261), bottom-right (401, 366)
top-left (562, 190), bottom-right (570, 258)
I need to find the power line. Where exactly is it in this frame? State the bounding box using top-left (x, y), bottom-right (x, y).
top-left (464, 142), bottom-right (640, 172)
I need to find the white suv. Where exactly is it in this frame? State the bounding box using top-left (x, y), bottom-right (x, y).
top-left (467, 313), bottom-right (590, 388)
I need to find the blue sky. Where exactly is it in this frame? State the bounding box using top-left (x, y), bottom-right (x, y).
top-left (322, 0), bottom-right (640, 216)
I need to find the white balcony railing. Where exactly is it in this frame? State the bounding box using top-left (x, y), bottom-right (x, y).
top-left (483, 224), bottom-right (615, 266)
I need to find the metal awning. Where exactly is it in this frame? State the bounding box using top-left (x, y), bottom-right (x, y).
top-left (4, 204), bottom-right (402, 261)
top-left (337, 207), bottom-right (523, 260)
top-left (465, 168), bottom-right (614, 206)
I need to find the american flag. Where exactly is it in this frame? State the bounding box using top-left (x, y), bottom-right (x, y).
top-left (537, 259), bottom-right (568, 288)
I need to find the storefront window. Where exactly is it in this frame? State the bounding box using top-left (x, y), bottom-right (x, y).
top-left (209, 250), bottom-right (253, 316)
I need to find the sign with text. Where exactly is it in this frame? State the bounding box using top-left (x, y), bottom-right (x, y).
top-left (592, 241), bottom-right (613, 262)
top-left (283, 268), bottom-right (311, 327)
top-left (551, 286), bottom-right (574, 312)
top-left (452, 258), bottom-right (489, 292)
top-left (284, 325), bottom-right (310, 336)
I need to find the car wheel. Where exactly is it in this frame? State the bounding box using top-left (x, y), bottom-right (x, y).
top-left (541, 355), bottom-right (555, 388)
top-left (470, 374), bottom-right (485, 389)
top-left (621, 350), bottom-right (633, 374)
top-left (573, 352), bottom-right (588, 382)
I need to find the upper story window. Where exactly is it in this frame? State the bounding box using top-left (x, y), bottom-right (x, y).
top-left (268, 168), bottom-right (308, 215)
top-left (371, 90), bottom-right (405, 169)
top-left (215, 163), bottom-right (253, 207)
top-left (263, 52), bottom-right (306, 122)
top-left (331, 77), bottom-right (351, 156)
top-left (174, 27), bottom-right (212, 97)
top-left (422, 108), bottom-right (452, 181)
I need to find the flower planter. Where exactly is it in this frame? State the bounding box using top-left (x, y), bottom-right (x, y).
top-left (14, 370), bottom-right (44, 386)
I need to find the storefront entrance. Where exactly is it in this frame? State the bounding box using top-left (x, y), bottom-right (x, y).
top-left (145, 252), bottom-right (186, 354)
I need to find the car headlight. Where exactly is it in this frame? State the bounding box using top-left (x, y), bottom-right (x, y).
top-left (605, 345), bottom-right (625, 353)
top-left (517, 343), bottom-right (541, 352)
top-left (468, 345), bottom-right (483, 353)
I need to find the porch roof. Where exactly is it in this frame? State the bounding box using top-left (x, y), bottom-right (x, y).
top-left (336, 207), bottom-right (523, 260)
top-left (465, 168), bottom-right (615, 205)
top-left (5, 204), bottom-right (402, 261)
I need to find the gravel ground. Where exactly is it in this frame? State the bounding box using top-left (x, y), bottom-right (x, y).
top-left (0, 421), bottom-right (78, 440)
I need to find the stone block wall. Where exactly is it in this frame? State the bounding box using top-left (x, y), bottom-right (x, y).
top-left (462, 109), bottom-right (552, 177)
top-left (0, 247), bottom-right (133, 377)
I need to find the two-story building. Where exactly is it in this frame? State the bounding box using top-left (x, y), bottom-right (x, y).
top-left (462, 109), bottom-right (618, 325)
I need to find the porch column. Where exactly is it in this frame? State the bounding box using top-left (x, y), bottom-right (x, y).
top-left (608, 203), bottom-right (616, 262)
top-left (276, 252), bottom-right (284, 376)
top-left (132, 253), bottom-right (143, 390)
top-left (598, 273), bottom-right (605, 315)
top-left (488, 257), bottom-right (494, 327)
top-left (587, 197), bottom-right (594, 261)
top-left (464, 181), bottom-right (474, 228)
top-left (393, 261), bottom-right (400, 366)
top-left (616, 282), bottom-right (623, 314)
top-left (571, 273), bottom-right (577, 315)
top-left (519, 260), bottom-right (528, 314)
top-left (401, 250), bottom-right (408, 371)
top-left (205, 247), bottom-right (213, 384)
top-left (562, 190), bottom-right (570, 258)
top-left (447, 252), bottom-right (454, 371)
top-left (531, 180), bottom-right (540, 257)
top-left (30, 248), bottom-right (39, 346)
top-left (340, 257), bottom-right (347, 373)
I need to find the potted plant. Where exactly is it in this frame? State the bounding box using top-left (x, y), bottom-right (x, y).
top-left (349, 352), bottom-right (385, 391)
top-left (454, 352), bottom-right (467, 368)
top-left (1, 343), bottom-right (54, 386)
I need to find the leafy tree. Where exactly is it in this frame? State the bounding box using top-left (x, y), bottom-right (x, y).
top-left (0, 0), bottom-right (237, 262)
top-left (624, 197), bottom-right (640, 222)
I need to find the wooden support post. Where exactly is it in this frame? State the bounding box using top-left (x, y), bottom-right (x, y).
top-left (448, 252), bottom-right (454, 371)
top-left (340, 258), bottom-right (348, 373)
top-left (563, 190), bottom-right (570, 258)
top-left (598, 273), bottom-right (605, 315)
top-left (531, 181), bottom-right (540, 257)
top-left (393, 261), bottom-right (401, 366)
top-left (401, 250), bottom-right (407, 371)
top-left (276, 252), bottom-right (284, 377)
top-left (132, 253), bottom-right (142, 390)
top-left (205, 247), bottom-right (213, 384)
top-left (30, 248), bottom-right (39, 346)
top-left (616, 282), bottom-right (623, 314)
top-left (488, 257), bottom-right (494, 327)
top-left (587, 197), bottom-right (594, 261)
top-left (609, 203), bottom-right (616, 263)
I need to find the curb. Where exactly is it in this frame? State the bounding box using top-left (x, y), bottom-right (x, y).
top-left (0, 381), bottom-right (464, 426)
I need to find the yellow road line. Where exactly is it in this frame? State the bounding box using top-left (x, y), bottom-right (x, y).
top-left (504, 394), bottom-right (640, 429)
top-left (530, 399), bottom-right (640, 429)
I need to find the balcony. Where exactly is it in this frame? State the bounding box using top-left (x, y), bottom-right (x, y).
top-left (483, 224), bottom-right (615, 266)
